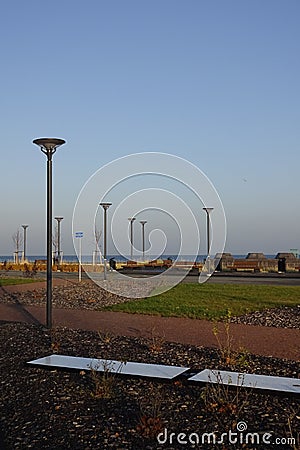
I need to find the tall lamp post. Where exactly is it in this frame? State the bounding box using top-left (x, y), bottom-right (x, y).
top-left (55, 216), bottom-right (64, 268)
top-left (33, 138), bottom-right (66, 329)
top-left (99, 203), bottom-right (112, 259)
top-left (22, 225), bottom-right (28, 263)
top-left (100, 202), bottom-right (112, 279)
top-left (128, 217), bottom-right (136, 260)
top-left (140, 221), bottom-right (147, 260)
top-left (203, 207), bottom-right (214, 257)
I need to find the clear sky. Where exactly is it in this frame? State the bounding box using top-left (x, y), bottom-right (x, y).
top-left (0, 0), bottom-right (299, 257)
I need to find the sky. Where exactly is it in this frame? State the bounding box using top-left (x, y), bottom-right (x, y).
top-left (0, 0), bottom-right (299, 258)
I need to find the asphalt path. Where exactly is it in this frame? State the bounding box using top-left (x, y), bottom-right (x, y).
top-left (203, 274), bottom-right (300, 286)
top-left (2, 270), bottom-right (300, 286)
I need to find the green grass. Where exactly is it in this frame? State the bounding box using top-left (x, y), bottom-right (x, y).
top-left (105, 283), bottom-right (300, 320)
top-left (0, 277), bottom-right (38, 286)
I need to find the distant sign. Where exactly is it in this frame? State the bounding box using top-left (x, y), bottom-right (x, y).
top-left (290, 249), bottom-right (299, 258)
top-left (75, 232), bottom-right (83, 238)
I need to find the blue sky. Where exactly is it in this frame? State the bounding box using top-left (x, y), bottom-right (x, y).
top-left (0, 0), bottom-right (299, 257)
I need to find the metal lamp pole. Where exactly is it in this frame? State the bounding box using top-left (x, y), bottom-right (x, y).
top-left (33, 138), bottom-right (65, 328)
top-left (55, 216), bottom-right (63, 268)
top-left (100, 203), bottom-right (112, 259)
top-left (100, 202), bottom-right (112, 280)
top-left (140, 221), bottom-right (147, 260)
top-left (75, 232), bottom-right (83, 281)
top-left (128, 217), bottom-right (136, 260)
top-left (22, 225), bottom-right (28, 262)
top-left (203, 207), bottom-right (214, 257)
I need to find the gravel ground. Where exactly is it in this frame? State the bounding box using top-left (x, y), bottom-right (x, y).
top-left (0, 321), bottom-right (299, 450)
top-left (230, 306), bottom-right (300, 329)
top-left (0, 281), bottom-right (130, 310)
top-left (0, 282), bottom-right (300, 449)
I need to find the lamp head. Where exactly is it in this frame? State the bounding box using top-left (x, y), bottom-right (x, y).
top-left (100, 202), bottom-right (112, 210)
top-left (33, 138), bottom-right (66, 152)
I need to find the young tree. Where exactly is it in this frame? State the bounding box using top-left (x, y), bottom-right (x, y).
top-left (12, 229), bottom-right (23, 264)
top-left (93, 226), bottom-right (103, 264)
top-left (52, 224), bottom-right (59, 263)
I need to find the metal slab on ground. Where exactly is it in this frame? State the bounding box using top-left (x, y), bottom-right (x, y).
top-left (188, 369), bottom-right (300, 394)
top-left (27, 354), bottom-right (189, 379)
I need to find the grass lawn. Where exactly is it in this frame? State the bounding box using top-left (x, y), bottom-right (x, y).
top-left (0, 277), bottom-right (38, 287)
top-left (105, 283), bottom-right (300, 320)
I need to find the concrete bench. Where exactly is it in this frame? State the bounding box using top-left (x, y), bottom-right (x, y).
top-left (189, 369), bottom-right (300, 394)
top-left (27, 355), bottom-right (300, 394)
top-left (27, 354), bottom-right (189, 380)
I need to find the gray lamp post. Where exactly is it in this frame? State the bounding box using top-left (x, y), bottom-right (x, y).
top-left (99, 203), bottom-right (112, 281)
top-left (54, 216), bottom-right (63, 268)
top-left (99, 203), bottom-right (112, 259)
top-left (203, 207), bottom-right (214, 257)
top-left (22, 225), bottom-right (28, 262)
top-left (140, 221), bottom-right (147, 260)
top-left (128, 217), bottom-right (136, 260)
top-left (33, 138), bottom-right (66, 328)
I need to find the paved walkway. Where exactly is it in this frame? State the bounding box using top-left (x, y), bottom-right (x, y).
top-left (0, 281), bottom-right (299, 361)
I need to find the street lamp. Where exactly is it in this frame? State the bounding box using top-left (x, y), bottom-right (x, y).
top-left (99, 202), bottom-right (112, 281)
top-left (22, 225), bottom-right (28, 262)
top-left (203, 207), bottom-right (214, 257)
top-left (99, 203), bottom-right (112, 259)
top-left (128, 217), bottom-right (136, 260)
top-left (33, 138), bottom-right (66, 329)
top-left (140, 221), bottom-right (147, 260)
top-left (55, 216), bottom-right (63, 268)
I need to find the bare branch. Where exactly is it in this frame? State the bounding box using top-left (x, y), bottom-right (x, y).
top-left (94, 226), bottom-right (102, 250)
top-left (12, 229), bottom-right (23, 252)
top-left (52, 224), bottom-right (58, 252)
top-left (12, 229), bottom-right (23, 264)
